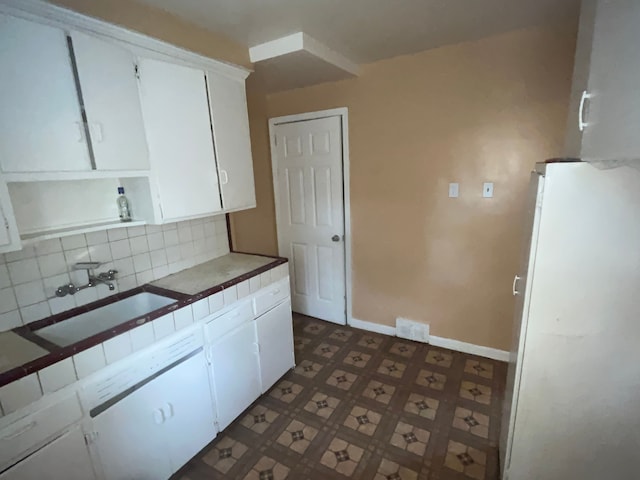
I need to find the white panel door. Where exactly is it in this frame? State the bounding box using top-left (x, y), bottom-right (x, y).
top-left (256, 300), bottom-right (295, 392)
top-left (0, 14), bottom-right (90, 173)
top-left (138, 58), bottom-right (222, 222)
top-left (273, 116), bottom-right (345, 324)
top-left (70, 31), bottom-right (149, 171)
top-left (581, 0), bottom-right (640, 162)
top-left (207, 72), bottom-right (256, 211)
top-left (0, 427), bottom-right (95, 480)
top-left (156, 352), bottom-right (217, 473)
top-left (210, 321), bottom-right (261, 430)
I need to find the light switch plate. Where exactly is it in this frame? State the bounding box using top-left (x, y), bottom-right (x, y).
top-left (483, 182), bottom-right (494, 198)
top-left (448, 183), bottom-right (459, 198)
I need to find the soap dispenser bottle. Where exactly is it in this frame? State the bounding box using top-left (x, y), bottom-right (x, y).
top-left (117, 187), bottom-right (132, 222)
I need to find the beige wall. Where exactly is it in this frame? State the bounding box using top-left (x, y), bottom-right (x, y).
top-left (48, 0), bottom-right (251, 68)
top-left (232, 24), bottom-right (577, 350)
top-left (229, 77), bottom-right (279, 255)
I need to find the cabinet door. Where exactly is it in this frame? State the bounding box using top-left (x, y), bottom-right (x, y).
top-left (0, 15), bottom-right (90, 172)
top-left (582, 0), bottom-right (640, 162)
top-left (0, 203), bottom-right (10, 248)
top-left (207, 72), bottom-right (256, 211)
top-left (564, 0), bottom-right (597, 158)
top-left (70, 31), bottom-right (149, 171)
top-left (499, 172), bottom-right (544, 476)
top-left (138, 58), bottom-right (222, 222)
top-left (210, 322), bottom-right (261, 430)
top-left (0, 179), bottom-right (20, 252)
top-left (92, 375), bottom-right (172, 480)
top-left (0, 427), bottom-right (95, 480)
top-left (256, 300), bottom-right (295, 392)
top-left (152, 351), bottom-right (217, 473)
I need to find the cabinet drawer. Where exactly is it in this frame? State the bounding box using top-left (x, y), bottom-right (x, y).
top-left (253, 278), bottom-right (289, 317)
top-left (205, 301), bottom-right (253, 342)
top-left (0, 394), bottom-right (82, 469)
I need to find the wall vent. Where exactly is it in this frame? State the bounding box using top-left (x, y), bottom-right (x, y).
top-left (395, 317), bottom-right (430, 343)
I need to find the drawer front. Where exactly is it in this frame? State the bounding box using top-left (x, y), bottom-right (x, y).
top-left (205, 301), bottom-right (254, 342)
top-left (0, 394), bottom-right (83, 469)
top-left (254, 278), bottom-right (289, 317)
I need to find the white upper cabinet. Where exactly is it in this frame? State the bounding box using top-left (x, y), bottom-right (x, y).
top-left (0, 14), bottom-right (91, 173)
top-left (138, 58), bottom-right (223, 222)
top-left (207, 72), bottom-right (256, 211)
top-left (567, 0), bottom-right (640, 163)
top-left (70, 31), bottom-right (149, 171)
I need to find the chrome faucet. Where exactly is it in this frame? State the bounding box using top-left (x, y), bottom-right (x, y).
top-left (89, 270), bottom-right (118, 290)
top-left (55, 262), bottom-right (118, 297)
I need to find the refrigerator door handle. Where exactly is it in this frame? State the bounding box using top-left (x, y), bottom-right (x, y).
top-left (512, 275), bottom-right (522, 296)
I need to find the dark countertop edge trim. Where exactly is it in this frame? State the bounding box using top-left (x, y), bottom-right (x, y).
top-left (2, 256), bottom-right (287, 389)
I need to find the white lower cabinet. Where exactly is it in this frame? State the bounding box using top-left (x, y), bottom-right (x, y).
top-left (92, 350), bottom-right (215, 479)
top-left (0, 272), bottom-right (293, 480)
top-left (154, 351), bottom-right (217, 471)
top-left (209, 321), bottom-right (261, 431)
top-left (256, 300), bottom-right (295, 393)
top-left (0, 427), bottom-right (95, 480)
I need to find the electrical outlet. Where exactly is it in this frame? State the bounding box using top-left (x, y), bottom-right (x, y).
top-left (448, 183), bottom-right (459, 198)
top-left (483, 182), bottom-right (494, 198)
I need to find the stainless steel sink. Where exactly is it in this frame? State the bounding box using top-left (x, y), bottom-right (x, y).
top-left (36, 292), bottom-right (177, 347)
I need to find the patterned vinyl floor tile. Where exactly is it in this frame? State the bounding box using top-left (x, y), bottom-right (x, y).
top-left (173, 313), bottom-right (507, 480)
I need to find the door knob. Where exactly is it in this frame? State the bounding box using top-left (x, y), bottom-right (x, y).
top-left (331, 235), bottom-right (341, 242)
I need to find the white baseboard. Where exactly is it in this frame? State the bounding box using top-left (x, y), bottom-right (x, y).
top-left (429, 335), bottom-right (509, 362)
top-left (348, 317), bottom-right (509, 362)
top-left (349, 317), bottom-right (396, 336)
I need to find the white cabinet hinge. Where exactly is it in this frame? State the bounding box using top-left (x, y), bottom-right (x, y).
top-left (134, 64), bottom-right (140, 80)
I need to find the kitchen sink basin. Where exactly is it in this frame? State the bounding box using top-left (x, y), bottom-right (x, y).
top-left (36, 292), bottom-right (177, 347)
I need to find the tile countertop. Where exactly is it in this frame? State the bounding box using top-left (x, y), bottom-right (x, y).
top-left (1, 252), bottom-right (287, 389)
top-left (150, 252), bottom-right (277, 295)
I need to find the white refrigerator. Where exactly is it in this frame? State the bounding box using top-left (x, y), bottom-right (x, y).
top-left (500, 161), bottom-right (640, 480)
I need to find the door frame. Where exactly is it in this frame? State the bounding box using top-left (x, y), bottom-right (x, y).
top-left (269, 107), bottom-right (352, 326)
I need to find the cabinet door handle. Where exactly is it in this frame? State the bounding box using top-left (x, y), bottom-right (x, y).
top-left (0, 421), bottom-right (37, 440)
top-left (75, 122), bottom-right (85, 143)
top-left (512, 275), bottom-right (522, 296)
top-left (220, 170), bottom-right (229, 185)
top-left (162, 403), bottom-right (174, 420)
top-left (153, 408), bottom-right (165, 425)
top-left (578, 90), bottom-right (591, 132)
top-left (90, 122), bottom-right (104, 142)
top-left (205, 345), bottom-right (213, 364)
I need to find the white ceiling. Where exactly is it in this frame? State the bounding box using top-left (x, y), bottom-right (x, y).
top-left (136, 0), bottom-right (580, 64)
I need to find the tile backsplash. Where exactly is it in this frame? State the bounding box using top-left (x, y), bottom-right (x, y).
top-left (0, 215), bottom-right (229, 332)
